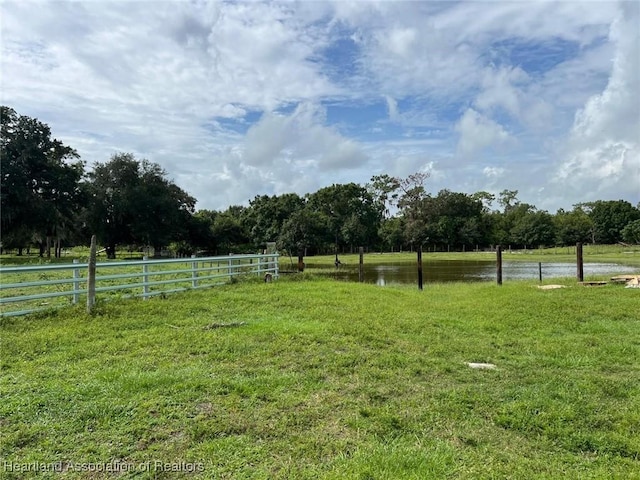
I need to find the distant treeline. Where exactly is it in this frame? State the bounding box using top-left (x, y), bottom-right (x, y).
top-left (2, 106), bottom-right (640, 259)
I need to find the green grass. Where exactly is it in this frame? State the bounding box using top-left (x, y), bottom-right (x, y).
top-left (1, 277), bottom-right (639, 479)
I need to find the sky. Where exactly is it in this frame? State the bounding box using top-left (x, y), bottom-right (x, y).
top-left (2, 0), bottom-right (639, 213)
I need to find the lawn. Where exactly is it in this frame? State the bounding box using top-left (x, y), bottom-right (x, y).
top-left (1, 276), bottom-right (639, 479)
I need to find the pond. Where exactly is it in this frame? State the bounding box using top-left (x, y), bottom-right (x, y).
top-left (309, 260), bottom-right (638, 286)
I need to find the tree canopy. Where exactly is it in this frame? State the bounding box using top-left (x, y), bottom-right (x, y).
top-left (2, 106), bottom-right (639, 257)
top-left (84, 153), bottom-right (196, 258)
top-left (1, 106), bottom-right (84, 256)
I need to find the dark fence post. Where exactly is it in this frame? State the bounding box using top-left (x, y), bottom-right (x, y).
top-left (417, 245), bottom-right (423, 290)
top-left (86, 235), bottom-right (97, 313)
top-left (297, 248), bottom-right (304, 272)
top-left (496, 245), bottom-right (503, 285)
top-left (576, 242), bottom-right (584, 282)
top-left (359, 247), bottom-right (364, 283)
top-left (538, 262), bottom-right (542, 283)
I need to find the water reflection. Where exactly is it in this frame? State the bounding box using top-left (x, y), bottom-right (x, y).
top-left (316, 260), bottom-right (637, 285)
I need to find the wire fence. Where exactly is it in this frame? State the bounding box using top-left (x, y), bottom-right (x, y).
top-left (321, 261), bottom-right (638, 285)
top-left (298, 244), bottom-right (638, 287)
top-left (0, 254), bottom-right (279, 318)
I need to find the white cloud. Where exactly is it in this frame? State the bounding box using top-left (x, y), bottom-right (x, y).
top-left (384, 95), bottom-right (399, 122)
top-left (387, 27), bottom-right (417, 58)
top-left (435, 1), bottom-right (617, 44)
top-left (483, 166), bottom-right (505, 179)
top-left (170, 103), bottom-right (371, 208)
top-left (1, 0), bottom-right (637, 213)
top-left (555, 1), bottom-right (640, 202)
top-left (455, 109), bottom-right (512, 157)
top-left (243, 103), bottom-right (368, 171)
top-left (475, 66), bottom-right (528, 118)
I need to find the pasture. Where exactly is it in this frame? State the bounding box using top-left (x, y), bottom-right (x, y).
top-left (1, 276), bottom-right (639, 478)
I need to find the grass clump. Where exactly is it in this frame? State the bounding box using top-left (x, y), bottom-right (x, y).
top-left (1, 277), bottom-right (639, 479)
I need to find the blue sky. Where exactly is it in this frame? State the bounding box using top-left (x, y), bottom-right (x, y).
top-left (1, 0), bottom-right (638, 213)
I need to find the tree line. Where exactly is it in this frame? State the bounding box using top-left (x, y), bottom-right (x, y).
top-left (2, 106), bottom-right (640, 259)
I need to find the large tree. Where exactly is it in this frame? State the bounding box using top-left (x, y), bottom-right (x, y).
top-left (621, 219), bottom-right (640, 245)
top-left (553, 207), bottom-right (593, 245)
top-left (0, 106), bottom-right (84, 256)
top-left (84, 153), bottom-right (195, 258)
top-left (490, 191), bottom-right (525, 247)
top-left (395, 172), bottom-right (430, 247)
top-left (246, 193), bottom-right (305, 248)
top-left (378, 216), bottom-right (405, 252)
top-left (367, 174), bottom-right (400, 218)
top-left (278, 207), bottom-right (329, 255)
top-left (211, 206), bottom-right (251, 254)
top-left (581, 200), bottom-right (640, 244)
top-left (423, 190), bottom-right (486, 249)
top-left (307, 183), bottom-right (381, 254)
top-left (510, 209), bottom-right (555, 248)
top-left (186, 210), bottom-right (218, 253)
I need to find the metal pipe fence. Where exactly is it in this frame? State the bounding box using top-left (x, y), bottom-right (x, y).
top-left (0, 253), bottom-right (279, 317)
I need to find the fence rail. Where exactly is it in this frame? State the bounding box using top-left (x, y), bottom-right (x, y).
top-left (0, 253), bottom-right (279, 317)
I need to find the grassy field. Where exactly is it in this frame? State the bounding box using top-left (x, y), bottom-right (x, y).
top-left (1, 276), bottom-right (639, 479)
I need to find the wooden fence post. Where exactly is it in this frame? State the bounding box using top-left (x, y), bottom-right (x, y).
top-left (359, 247), bottom-right (364, 283)
top-left (538, 262), bottom-right (542, 284)
top-left (298, 248), bottom-right (304, 272)
top-left (576, 242), bottom-right (584, 282)
top-left (496, 245), bottom-right (503, 286)
top-left (417, 245), bottom-right (423, 290)
top-left (86, 235), bottom-right (96, 313)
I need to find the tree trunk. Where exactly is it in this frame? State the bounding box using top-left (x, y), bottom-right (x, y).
top-left (17, 247), bottom-right (23, 256)
top-left (106, 243), bottom-right (116, 259)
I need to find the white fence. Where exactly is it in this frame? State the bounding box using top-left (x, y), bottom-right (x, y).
top-left (0, 254), bottom-right (279, 317)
